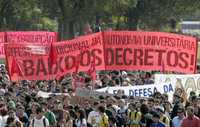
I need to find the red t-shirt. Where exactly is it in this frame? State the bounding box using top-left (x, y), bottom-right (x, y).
top-left (181, 116), bottom-right (200, 127)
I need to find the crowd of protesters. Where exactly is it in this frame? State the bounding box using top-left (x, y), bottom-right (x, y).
top-left (0, 64), bottom-right (199, 127)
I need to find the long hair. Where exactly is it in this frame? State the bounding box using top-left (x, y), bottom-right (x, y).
top-left (78, 109), bottom-right (86, 124)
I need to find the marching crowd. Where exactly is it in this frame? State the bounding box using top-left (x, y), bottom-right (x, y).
top-left (0, 65), bottom-right (199, 127)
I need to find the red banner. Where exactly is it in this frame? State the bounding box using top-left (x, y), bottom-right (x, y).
top-left (5, 32), bottom-right (104, 81)
top-left (103, 31), bottom-right (197, 74)
top-left (0, 43), bottom-right (5, 58)
top-left (5, 31), bottom-right (197, 81)
top-left (0, 31), bottom-right (58, 59)
top-left (6, 31), bottom-right (57, 44)
top-left (0, 32), bottom-right (5, 43)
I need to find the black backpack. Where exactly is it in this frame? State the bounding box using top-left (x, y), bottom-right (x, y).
top-left (116, 109), bottom-right (128, 127)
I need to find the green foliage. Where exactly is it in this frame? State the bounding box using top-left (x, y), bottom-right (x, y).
top-left (0, 0), bottom-right (200, 39)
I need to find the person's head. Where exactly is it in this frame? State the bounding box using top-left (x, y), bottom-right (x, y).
top-left (163, 101), bottom-right (171, 111)
top-left (98, 106), bottom-right (105, 115)
top-left (8, 109), bottom-right (15, 118)
top-left (54, 100), bottom-right (62, 110)
top-left (177, 107), bottom-right (185, 118)
top-left (135, 101), bottom-right (141, 111)
top-left (121, 71), bottom-right (127, 78)
top-left (36, 106), bottom-right (44, 119)
top-left (128, 103), bottom-right (136, 111)
top-left (162, 94), bottom-right (168, 101)
top-left (191, 96), bottom-right (198, 106)
top-left (156, 107), bottom-right (165, 116)
top-left (77, 109), bottom-right (85, 120)
top-left (186, 106), bottom-right (194, 117)
top-left (107, 96), bottom-right (117, 105)
top-left (16, 105), bottom-right (25, 117)
top-left (147, 98), bottom-right (154, 108)
top-left (173, 94), bottom-right (181, 104)
top-left (188, 91), bottom-right (196, 101)
top-left (118, 99), bottom-right (125, 108)
top-left (175, 88), bottom-right (183, 97)
top-left (7, 100), bottom-right (16, 110)
top-left (93, 101), bottom-right (99, 110)
top-left (100, 100), bottom-right (106, 107)
top-left (140, 104), bottom-right (149, 115)
top-left (31, 102), bottom-right (40, 113)
top-left (190, 91), bottom-right (196, 97)
top-left (154, 99), bottom-right (160, 107)
top-left (152, 113), bottom-right (160, 123)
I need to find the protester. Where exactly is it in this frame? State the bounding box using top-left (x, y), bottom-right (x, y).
top-left (42, 102), bottom-right (56, 127)
top-left (181, 106), bottom-right (200, 127)
top-left (116, 99), bottom-right (128, 127)
top-left (75, 109), bottom-right (87, 127)
top-left (29, 106), bottom-right (49, 127)
top-left (98, 106), bottom-right (109, 127)
top-left (0, 59), bottom-right (200, 127)
top-left (4, 109), bottom-right (22, 127)
top-left (150, 113), bottom-right (165, 127)
top-left (172, 107), bottom-right (185, 127)
top-left (63, 111), bottom-right (73, 127)
top-left (127, 103), bottom-right (141, 127)
top-left (87, 102), bottom-right (101, 127)
top-left (16, 105), bottom-right (29, 127)
top-left (155, 107), bottom-right (170, 127)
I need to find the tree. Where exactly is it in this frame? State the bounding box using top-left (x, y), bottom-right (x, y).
top-left (0, 0), bottom-right (200, 40)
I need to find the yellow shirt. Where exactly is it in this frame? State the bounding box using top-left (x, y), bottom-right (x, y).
top-left (99, 113), bottom-right (109, 127)
top-left (128, 111), bottom-right (141, 127)
top-left (160, 115), bottom-right (170, 127)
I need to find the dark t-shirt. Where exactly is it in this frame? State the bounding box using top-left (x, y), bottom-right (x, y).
top-left (85, 108), bottom-right (93, 118)
top-left (140, 115), bottom-right (154, 127)
top-left (19, 113), bottom-right (29, 127)
top-left (53, 109), bottom-right (63, 122)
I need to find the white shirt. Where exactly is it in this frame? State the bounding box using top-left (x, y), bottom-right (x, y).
top-left (87, 111), bottom-right (101, 127)
top-left (172, 116), bottom-right (184, 127)
top-left (0, 115), bottom-right (8, 127)
top-left (29, 116), bottom-right (49, 127)
top-left (76, 118), bottom-right (87, 127)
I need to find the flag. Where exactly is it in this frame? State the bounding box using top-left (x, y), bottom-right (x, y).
top-left (49, 43), bottom-right (57, 66)
top-left (87, 57), bottom-right (96, 80)
top-left (10, 58), bottom-right (23, 76)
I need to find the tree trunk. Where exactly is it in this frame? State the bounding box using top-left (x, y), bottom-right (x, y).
top-left (126, 8), bottom-right (139, 30)
top-left (60, 19), bottom-right (75, 40)
top-left (57, 19), bottom-right (63, 41)
top-left (68, 20), bottom-right (74, 39)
